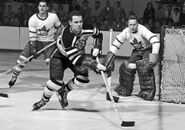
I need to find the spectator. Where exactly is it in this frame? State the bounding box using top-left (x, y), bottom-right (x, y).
top-left (100, 0), bottom-right (114, 25)
top-left (153, 20), bottom-right (161, 33)
top-left (138, 18), bottom-right (144, 24)
top-left (48, 3), bottom-right (57, 14)
top-left (9, 13), bottom-right (20, 26)
top-left (68, 0), bottom-right (80, 13)
top-left (3, 4), bottom-right (13, 19)
top-left (90, 0), bottom-right (101, 25)
top-left (89, 16), bottom-right (98, 27)
top-left (114, 1), bottom-right (125, 22)
top-left (57, 4), bottom-right (67, 23)
top-left (16, 7), bottom-right (24, 26)
top-left (143, 2), bottom-right (155, 24)
top-left (166, 18), bottom-right (174, 27)
top-left (164, 4), bottom-right (173, 19)
top-left (147, 18), bottom-right (155, 32)
top-left (155, 2), bottom-right (164, 21)
top-left (2, 16), bottom-right (11, 26)
top-left (112, 19), bottom-right (124, 31)
top-left (120, 10), bottom-right (127, 24)
top-left (99, 19), bottom-right (111, 31)
top-left (171, 7), bottom-right (180, 26)
top-left (80, 0), bottom-right (91, 23)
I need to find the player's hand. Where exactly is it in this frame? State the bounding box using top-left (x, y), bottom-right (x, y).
top-left (30, 47), bottom-right (38, 59)
top-left (96, 63), bottom-right (106, 71)
top-left (92, 48), bottom-right (99, 57)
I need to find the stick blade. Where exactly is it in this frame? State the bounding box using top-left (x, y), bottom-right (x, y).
top-left (0, 93), bottom-right (9, 98)
top-left (121, 121), bottom-right (135, 127)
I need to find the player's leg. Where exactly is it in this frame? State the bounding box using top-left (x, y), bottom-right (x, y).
top-left (57, 59), bottom-right (90, 108)
top-left (9, 42), bottom-right (32, 87)
top-left (113, 49), bottom-right (139, 96)
top-left (136, 59), bottom-right (156, 100)
top-left (33, 56), bottom-right (66, 110)
top-left (114, 62), bottom-right (136, 96)
top-left (136, 49), bottom-right (156, 101)
top-left (43, 41), bottom-right (57, 65)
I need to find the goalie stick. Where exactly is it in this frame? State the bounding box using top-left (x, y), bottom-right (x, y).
top-left (96, 57), bottom-right (135, 127)
top-left (0, 41), bottom-right (56, 77)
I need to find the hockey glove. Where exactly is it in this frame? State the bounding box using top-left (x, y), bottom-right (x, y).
top-left (101, 51), bottom-right (116, 72)
top-left (30, 41), bottom-right (38, 59)
top-left (137, 53), bottom-right (159, 75)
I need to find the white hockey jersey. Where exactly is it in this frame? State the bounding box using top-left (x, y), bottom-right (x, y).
top-left (111, 24), bottom-right (159, 53)
top-left (28, 12), bottom-right (61, 42)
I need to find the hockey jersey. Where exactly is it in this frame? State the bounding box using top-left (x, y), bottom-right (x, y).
top-left (28, 12), bottom-right (61, 42)
top-left (55, 23), bottom-right (101, 65)
top-left (111, 24), bottom-right (159, 52)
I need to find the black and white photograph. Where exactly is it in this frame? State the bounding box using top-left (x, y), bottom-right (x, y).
top-left (0, 0), bottom-right (185, 130)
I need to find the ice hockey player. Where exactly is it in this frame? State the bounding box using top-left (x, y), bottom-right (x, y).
top-left (8, 0), bottom-right (63, 87)
top-left (32, 10), bottom-right (103, 110)
top-left (97, 14), bottom-right (160, 101)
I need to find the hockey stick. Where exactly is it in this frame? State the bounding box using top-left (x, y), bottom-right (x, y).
top-left (96, 57), bottom-right (135, 127)
top-left (0, 41), bottom-right (56, 76)
top-left (0, 93), bottom-right (8, 98)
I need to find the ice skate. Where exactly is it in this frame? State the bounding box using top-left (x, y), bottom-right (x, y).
top-left (9, 75), bottom-right (17, 88)
top-left (57, 87), bottom-right (68, 109)
top-left (33, 99), bottom-right (46, 110)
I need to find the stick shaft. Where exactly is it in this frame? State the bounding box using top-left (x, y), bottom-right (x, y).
top-left (0, 41), bottom-right (56, 76)
top-left (100, 71), bottom-right (123, 121)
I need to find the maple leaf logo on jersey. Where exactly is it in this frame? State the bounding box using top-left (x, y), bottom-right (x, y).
top-left (38, 25), bottom-right (49, 36)
top-left (130, 38), bottom-right (142, 49)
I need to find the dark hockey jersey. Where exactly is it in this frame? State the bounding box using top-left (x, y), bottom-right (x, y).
top-left (54, 23), bottom-right (102, 65)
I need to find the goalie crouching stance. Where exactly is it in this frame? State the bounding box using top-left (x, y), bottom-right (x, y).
top-left (98, 15), bottom-right (160, 101)
top-left (33, 10), bottom-right (103, 110)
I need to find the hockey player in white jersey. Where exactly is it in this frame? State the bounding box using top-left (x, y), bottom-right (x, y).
top-left (8, 0), bottom-right (63, 87)
top-left (98, 15), bottom-right (160, 101)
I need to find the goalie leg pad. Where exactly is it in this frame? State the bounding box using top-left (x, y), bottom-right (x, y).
top-left (136, 60), bottom-right (156, 101)
top-left (114, 62), bottom-right (136, 96)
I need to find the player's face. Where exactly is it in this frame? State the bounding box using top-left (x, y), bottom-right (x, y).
top-left (128, 19), bottom-right (138, 33)
top-left (69, 16), bottom-right (83, 35)
top-left (38, 2), bottom-right (48, 14)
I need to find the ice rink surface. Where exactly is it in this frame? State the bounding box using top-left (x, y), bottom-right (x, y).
top-left (0, 51), bottom-right (185, 130)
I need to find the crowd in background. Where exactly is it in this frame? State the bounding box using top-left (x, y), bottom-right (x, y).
top-left (0, 0), bottom-right (182, 33)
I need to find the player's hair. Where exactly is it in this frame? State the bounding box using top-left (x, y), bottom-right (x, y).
top-left (128, 15), bottom-right (138, 21)
top-left (38, 0), bottom-right (49, 6)
top-left (68, 10), bottom-right (82, 21)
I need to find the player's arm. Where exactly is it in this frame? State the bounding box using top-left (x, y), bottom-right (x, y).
top-left (142, 26), bottom-right (160, 64)
top-left (28, 16), bottom-right (38, 58)
top-left (98, 31), bottom-right (126, 71)
top-left (53, 13), bottom-right (64, 40)
top-left (91, 27), bottom-right (103, 57)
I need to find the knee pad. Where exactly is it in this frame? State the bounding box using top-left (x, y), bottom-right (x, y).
top-left (114, 62), bottom-right (136, 96)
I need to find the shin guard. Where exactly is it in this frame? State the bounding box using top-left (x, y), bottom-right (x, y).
top-left (136, 59), bottom-right (156, 101)
top-left (114, 62), bottom-right (136, 96)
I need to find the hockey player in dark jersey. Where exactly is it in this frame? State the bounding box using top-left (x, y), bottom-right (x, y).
top-left (33, 10), bottom-right (103, 110)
